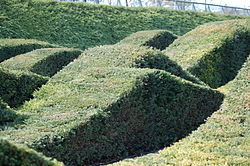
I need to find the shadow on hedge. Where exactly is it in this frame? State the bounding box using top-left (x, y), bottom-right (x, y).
top-left (33, 71), bottom-right (224, 166)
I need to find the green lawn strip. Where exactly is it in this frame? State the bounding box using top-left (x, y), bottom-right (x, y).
top-left (163, 19), bottom-right (250, 88)
top-left (0, 38), bottom-right (56, 62)
top-left (1, 64), bottom-right (223, 165)
top-left (118, 30), bottom-right (177, 50)
top-left (112, 56), bottom-right (250, 166)
top-left (0, 48), bottom-right (82, 77)
top-left (0, 67), bottom-right (48, 108)
top-left (0, 139), bottom-right (64, 166)
top-left (81, 44), bottom-right (204, 85)
top-left (0, 0), bottom-right (243, 49)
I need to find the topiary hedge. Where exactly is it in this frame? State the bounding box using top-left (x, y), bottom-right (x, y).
top-left (0, 98), bottom-right (17, 126)
top-left (0, 67), bottom-right (48, 108)
top-left (163, 19), bottom-right (250, 88)
top-left (0, 48), bottom-right (82, 77)
top-left (0, 39), bottom-right (55, 62)
top-left (0, 0), bottom-right (243, 49)
top-left (81, 44), bottom-right (204, 85)
top-left (0, 139), bottom-right (63, 166)
top-left (118, 30), bottom-right (177, 50)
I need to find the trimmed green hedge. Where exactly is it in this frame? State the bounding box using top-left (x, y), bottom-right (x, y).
top-left (0, 139), bottom-right (63, 166)
top-left (81, 44), bottom-right (204, 85)
top-left (163, 19), bottom-right (250, 88)
top-left (118, 30), bottom-right (177, 50)
top-left (112, 56), bottom-right (250, 166)
top-left (2, 63), bottom-right (223, 165)
top-left (0, 39), bottom-right (55, 62)
top-left (1, 48), bottom-right (82, 77)
top-left (0, 0), bottom-right (243, 49)
top-left (0, 99), bottom-right (17, 126)
top-left (0, 67), bottom-right (48, 108)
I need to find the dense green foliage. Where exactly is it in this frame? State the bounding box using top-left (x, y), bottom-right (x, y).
top-left (0, 99), bottom-right (17, 126)
top-left (0, 139), bottom-right (63, 166)
top-left (0, 0), bottom-right (242, 49)
top-left (163, 19), bottom-right (250, 88)
top-left (0, 39), bottom-right (55, 62)
top-left (118, 30), bottom-right (177, 50)
top-left (1, 48), bottom-right (82, 77)
top-left (0, 67), bottom-right (48, 107)
top-left (113, 56), bottom-right (250, 166)
top-left (82, 44), bottom-right (204, 85)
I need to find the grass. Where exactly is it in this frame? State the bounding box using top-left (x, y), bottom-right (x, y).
top-left (0, 0), bottom-right (244, 49)
top-left (112, 55), bottom-right (250, 166)
top-left (0, 38), bottom-right (55, 62)
top-left (163, 19), bottom-right (250, 88)
top-left (0, 48), bottom-right (82, 77)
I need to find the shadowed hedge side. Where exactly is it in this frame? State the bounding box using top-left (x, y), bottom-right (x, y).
top-left (163, 19), bottom-right (250, 88)
top-left (0, 139), bottom-right (63, 166)
top-left (0, 67), bottom-right (48, 107)
top-left (0, 39), bottom-right (55, 62)
top-left (1, 48), bottom-right (82, 77)
top-left (118, 30), bottom-right (177, 50)
top-left (0, 99), bottom-right (17, 126)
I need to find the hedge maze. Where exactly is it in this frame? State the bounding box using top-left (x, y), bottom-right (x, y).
top-left (0, 1), bottom-right (250, 165)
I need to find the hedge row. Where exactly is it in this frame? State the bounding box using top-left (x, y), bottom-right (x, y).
top-left (118, 30), bottom-right (177, 50)
top-left (81, 44), bottom-right (204, 85)
top-left (0, 48), bottom-right (82, 77)
top-left (0, 67), bottom-right (48, 108)
top-left (112, 55), bottom-right (250, 166)
top-left (0, 39), bottom-right (55, 62)
top-left (0, 139), bottom-right (63, 166)
top-left (163, 19), bottom-right (250, 88)
top-left (0, 0), bottom-right (242, 49)
top-left (0, 98), bottom-right (17, 126)
top-left (3, 64), bottom-right (223, 165)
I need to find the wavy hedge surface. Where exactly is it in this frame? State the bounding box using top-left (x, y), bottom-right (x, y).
top-left (0, 0), bottom-right (242, 49)
top-left (163, 19), bottom-right (250, 88)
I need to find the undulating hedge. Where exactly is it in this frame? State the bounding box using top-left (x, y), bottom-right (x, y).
top-left (118, 30), bottom-right (177, 50)
top-left (112, 55), bottom-right (250, 166)
top-left (81, 44), bottom-right (204, 85)
top-left (0, 139), bottom-right (63, 166)
top-left (0, 48), bottom-right (82, 77)
top-left (0, 67), bottom-right (48, 108)
top-left (163, 19), bottom-right (250, 88)
top-left (0, 0), bottom-right (243, 49)
top-left (0, 38), bottom-right (55, 62)
top-left (2, 61), bottom-right (223, 165)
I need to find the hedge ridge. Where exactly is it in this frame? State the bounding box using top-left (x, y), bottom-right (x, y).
top-left (0, 98), bottom-right (17, 126)
top-left (0, 67), bottom-right (48, 107)
top-left (112, 56), bottom-right (250, 166)
top-left (0, 48), bottom-right (82, 77)
top-left (163, 19), bottom-right (250, 88)
top-left (0, 0), bottom-right (242, 49)
top-left (0, 39), bottom-right (55, 62)
top-left (0, 139), bottom-right (63, 166)
top-left (81, 44), bottom-right (204, 85)
top-left (118, 30), bottom-right (177, 50)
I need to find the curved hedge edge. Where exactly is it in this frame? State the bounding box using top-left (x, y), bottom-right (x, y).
top-left (0, 98), bottom-right (17, 126)
top-left (0, 38), bottom-right (57, 63)
top-left (118, 30), bottom-right (177, 50)
top-left (81, 44), bottom-right (205, 85)
top-left (26, 68), bottom-right (223, 165)
top-left (0, 139), bottom-right (64, 166)
top-left (0, 67), bottom-right (49, 108)
top-left (1, 48), bottom-right (82, 77)
top-left (111, 56), bottom-right (250, 166)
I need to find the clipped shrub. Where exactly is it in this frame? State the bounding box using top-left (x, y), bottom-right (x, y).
top-left (118, 30), bottom-right (177, 50)
top-left (164, 19), bottom-right (250, 88)
top-left (81, 44), bottom-right (204, 85)
top-left (0, 39), bottom-right (55, 62)
top-left (0, 139), bottom-right (63, 166)
top-left (1, 48), bottom-right (82, 77)
top-left (2, 65), bottom-right (223, 165)
top-left (0, 0), bottom-right (242, 49)
top-left (0, 67), bottom-right (48, 108)
top-left (0, 98), bottom-right (17, 126)
top-left (112, 56), bottom-right (250, 166)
